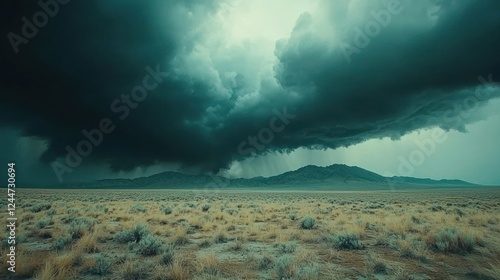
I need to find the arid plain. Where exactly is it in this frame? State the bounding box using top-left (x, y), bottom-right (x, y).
top-left (1, 188), bottom-right (499, 280)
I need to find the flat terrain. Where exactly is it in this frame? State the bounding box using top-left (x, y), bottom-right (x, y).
top-left (1, 188), bottom-right (500, 279)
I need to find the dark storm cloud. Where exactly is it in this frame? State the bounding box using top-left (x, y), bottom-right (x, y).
top-left (1, 0), bottom-right (225, 176)
top-left (1, 0), bottom-right (499, 182)
top-left (272, 0), bottom-right (500, 149)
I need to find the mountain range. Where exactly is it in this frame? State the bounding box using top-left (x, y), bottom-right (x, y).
top-left (50, 164), bottom-right (477, 190)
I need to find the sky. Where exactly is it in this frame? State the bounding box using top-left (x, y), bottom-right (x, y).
top-left (1, 0), bottom-right (499, 185)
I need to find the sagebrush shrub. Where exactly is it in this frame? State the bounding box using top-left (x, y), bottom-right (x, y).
top-left (30, 203), bottom-right (51, 213)
top-left (53, 235), bottom-right (72, 250)
top-left (198, 239), bottom-right (212, 248)
top-left (331, 233), bottom-right (363, 250)
top-left (114, 225), bottom-right (149, 243)
top-left (66, 208), bottom-right (79, 215)
top-left (129, 204), bottom-right (147, 213)
top-left (35, 219), bottom-right (51, 229)
top-left (46, 209), bottom-right (56, 216)
top-left (429, 205), bottom-right (445, 212)
top-left (113, 230), bottom-right (135, 244)
top-left (365, 253), bottom-right (388, 274)
top-left (277, 242), bottom-right (298, 254)
top-left (214, 232), bottom-right (228, 244)
top-left (300, 217), bottom-right (315, 229)
top-left (432, 228), bottom-right (474, 254)
top-left (296, 263), bottom-right (320, 279)
top-left (258, 255), bottom-right (274, 270)
top-left (274, 255), bottom-right (295, 279)
top-left (88, 254), bottom-right (112, 275)
top-left (390, 238), bottom-right (428, 261)
top-left (162, 207), bottom-right (172, 215)
top-left (137, 235), bottom-right (163, 256)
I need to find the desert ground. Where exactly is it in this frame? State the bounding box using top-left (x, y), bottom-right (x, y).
top-left (1, 188), bottom-right (500, 280)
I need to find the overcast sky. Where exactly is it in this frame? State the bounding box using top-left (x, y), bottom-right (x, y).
top-left (1, 0), bottom-right (499, 185)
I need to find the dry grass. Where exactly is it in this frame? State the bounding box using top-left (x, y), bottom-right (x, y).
top-left (11, 246), bottom-right (45, 277)
top-left (34, 252), bottom-right (79, 280)
top-left (74, 230), bottom-right (99, 253)
top-left (168, 260), bottom-right (191, 280)
top-left (0, 188), bottom-right (498, 279)
top-left (198, 254), bottom-right (222, 276)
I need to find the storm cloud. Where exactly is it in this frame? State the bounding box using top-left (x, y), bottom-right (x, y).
top-left (1, 0), bottom-right (499, 183)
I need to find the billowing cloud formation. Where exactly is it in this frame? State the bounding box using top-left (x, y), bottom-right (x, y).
top-left (1, 0), bottom-right (499, 181)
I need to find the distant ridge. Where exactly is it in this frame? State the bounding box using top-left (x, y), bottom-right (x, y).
top-left (44, 164), bottom-right (477, 190)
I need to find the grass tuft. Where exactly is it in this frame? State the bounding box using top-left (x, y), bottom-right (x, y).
top-left (159, 245), bottom-right (176, 265)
